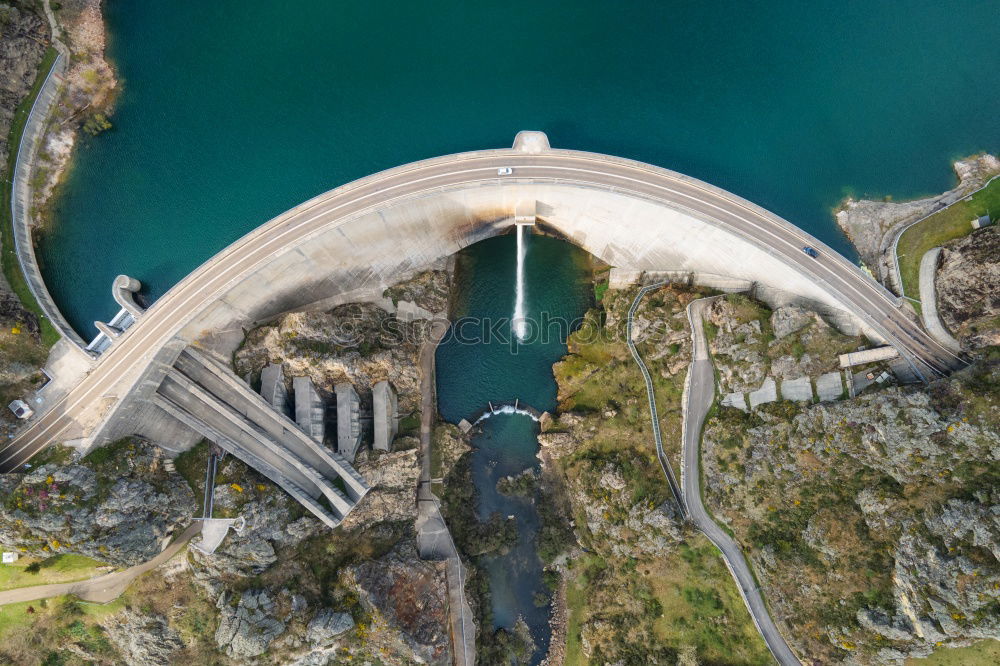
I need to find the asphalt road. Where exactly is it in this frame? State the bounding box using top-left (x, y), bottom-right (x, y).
top-left (0, 147), bottom-right (963, 473)
top-left (683, 298), bottom-right (800, 665)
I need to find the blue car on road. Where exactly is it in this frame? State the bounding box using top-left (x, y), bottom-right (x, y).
top-left (801, 246), bottom-right (820, 258)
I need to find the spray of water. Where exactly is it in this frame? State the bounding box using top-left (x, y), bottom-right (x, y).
top-left (474, 404), bottom-right (540, 425)
top-left (512, 224), bottom-right (527, 340)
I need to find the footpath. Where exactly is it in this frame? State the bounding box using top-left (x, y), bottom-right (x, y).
top-left (0, 523), bottom-right (199, 606)
top-left (413, 318), bottom-right (476, 666)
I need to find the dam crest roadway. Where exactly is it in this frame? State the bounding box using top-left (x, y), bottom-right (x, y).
top-left (1, 131), bottom-right (962, 478)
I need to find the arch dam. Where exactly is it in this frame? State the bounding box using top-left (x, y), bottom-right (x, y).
top-left (0, 132), bottom-right (962, 479)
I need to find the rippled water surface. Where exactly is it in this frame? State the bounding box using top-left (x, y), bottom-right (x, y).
top-left (37, 0), bottom-right (1000, 336)
top-left (436, 234), bottom-right (591, 663)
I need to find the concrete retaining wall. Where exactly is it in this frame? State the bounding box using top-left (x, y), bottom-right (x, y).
top-left (9, 52), bottom-right (87, 349)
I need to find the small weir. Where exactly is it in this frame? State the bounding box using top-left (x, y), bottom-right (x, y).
top-left (436, 233), bottom-right (592, 664)
top-left (472, 399), bottom-right (544, 425)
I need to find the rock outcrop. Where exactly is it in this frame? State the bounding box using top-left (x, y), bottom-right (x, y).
top-left (340, 446), bottom-right (420, 530)
top-left (305, 608), bottom-right (354, 645)
top-left (215, 589), bottom-right (287, 658)
top-left (0, 440), bottom-right (196, 566)
top-left (101, 609), bottom-right (185, 666)
top-left (0, 3), bottom-right (49, 169)
top-left (935, 225), bottom-right (1000, 350)
top-left (705, 294), bottom-right (858, 395)
top-left (347, 540), bottom-right (452, 665)
top-left (835, 153), bottom-right (1000, 278)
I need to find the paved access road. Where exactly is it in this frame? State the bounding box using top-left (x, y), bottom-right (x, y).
top-left (0, 146), bottom-right (963, 473)
top-left (683, 298), bottom-right (799, 666)
top-left (0, 523), bottom-right (199, 606)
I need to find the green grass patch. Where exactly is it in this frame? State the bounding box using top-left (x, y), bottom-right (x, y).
top-left (0, 46), bottom-right (60, 348)
top-left (0, 554), bottom-right (110, 592)
top-left (648, 537), bottom-right (772, 664)
top-left (0, 594), bottom-right (124, 641)
top-left (80, 437), bottom-right (138, 471)
top-left (24, 443), bottom-right (74, 467)
top-left (896, 176), bottom-right (1000, 305)
top-left (907, 639), bottom-right (1000, 666)
top-left (174, 440), bottom-right (211, 516)
top-left (398, 410), bottom-right (421, 436)
top-left (564, 560), bottom-right (593, 665)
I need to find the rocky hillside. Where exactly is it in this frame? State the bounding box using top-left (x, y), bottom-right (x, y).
top-left (539, 283), bottom-right (772, 665)
top-left (177, 442), bottom-right (450, 665)
top-left (936, 225), bottom-right (1000, 350)
top-left (703, 342), bottom-right (1000, 664)
top-left (0, 291), bottom-right (48, 425)
top-left (703, 295), bottom-right (860, 395)
top-left (0, 2), bottom-right (49, 169)
top-left (0, 438), bottom-right (195, 566)
top-left (234, 270), bottom-right (449, 417)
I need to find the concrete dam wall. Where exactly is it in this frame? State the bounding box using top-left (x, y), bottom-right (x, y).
top-left (180, 173), bottom-right (877, 358)
top-left (69, 132), bottom-right (920, 451)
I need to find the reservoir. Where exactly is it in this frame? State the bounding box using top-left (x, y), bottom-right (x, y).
top-left (37, 0), bottom-right (1000, 337)
top-left (436, 233), bottom-right (592, 662)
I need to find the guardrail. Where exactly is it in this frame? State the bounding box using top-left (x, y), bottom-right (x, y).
top-left (626, 281), bottom-right (687, 517)
top-left (9, 51), bottom-right (88, 349)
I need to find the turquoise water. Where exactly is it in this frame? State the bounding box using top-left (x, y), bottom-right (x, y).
top-left (436, 234), bottom-right (591, 662)
top-left (436, 234), bottom-right (592, 421)
top-left (37, 0), bottom-right (1000, 337)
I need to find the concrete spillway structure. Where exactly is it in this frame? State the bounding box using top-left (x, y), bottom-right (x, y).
top-left (293, 376), bottom-right (325, 444)
top-left (152, 348), bottom-right (368, 528)
top-left (259, 364), bottom-right (289, 415)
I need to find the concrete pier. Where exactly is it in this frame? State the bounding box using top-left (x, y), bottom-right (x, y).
top-left (259, 364), bottom-right (289, 415)
top-left (112, 275), bottom-right (145, 319)
top-left (335, 382), bottom-right (363, 460)
top-left (293, 376), bottom-right (325, 444)
top-left (372, 381), bottom-right (398, 451)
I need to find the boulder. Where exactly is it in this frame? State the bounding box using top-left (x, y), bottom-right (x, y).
top-left (770, 306), bottom-right (813, 340)
top-left (215, 589), bottom-right (286, 658)
top-left (102, 610), bottom-right (184, 666)
top-left (305, 608), bottom-right (354, 645)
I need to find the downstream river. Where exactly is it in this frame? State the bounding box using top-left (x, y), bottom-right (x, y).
top-left (436, 233), bottom-right (591, 662)
top-left (38, 0), bottom-right (1000, 337)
